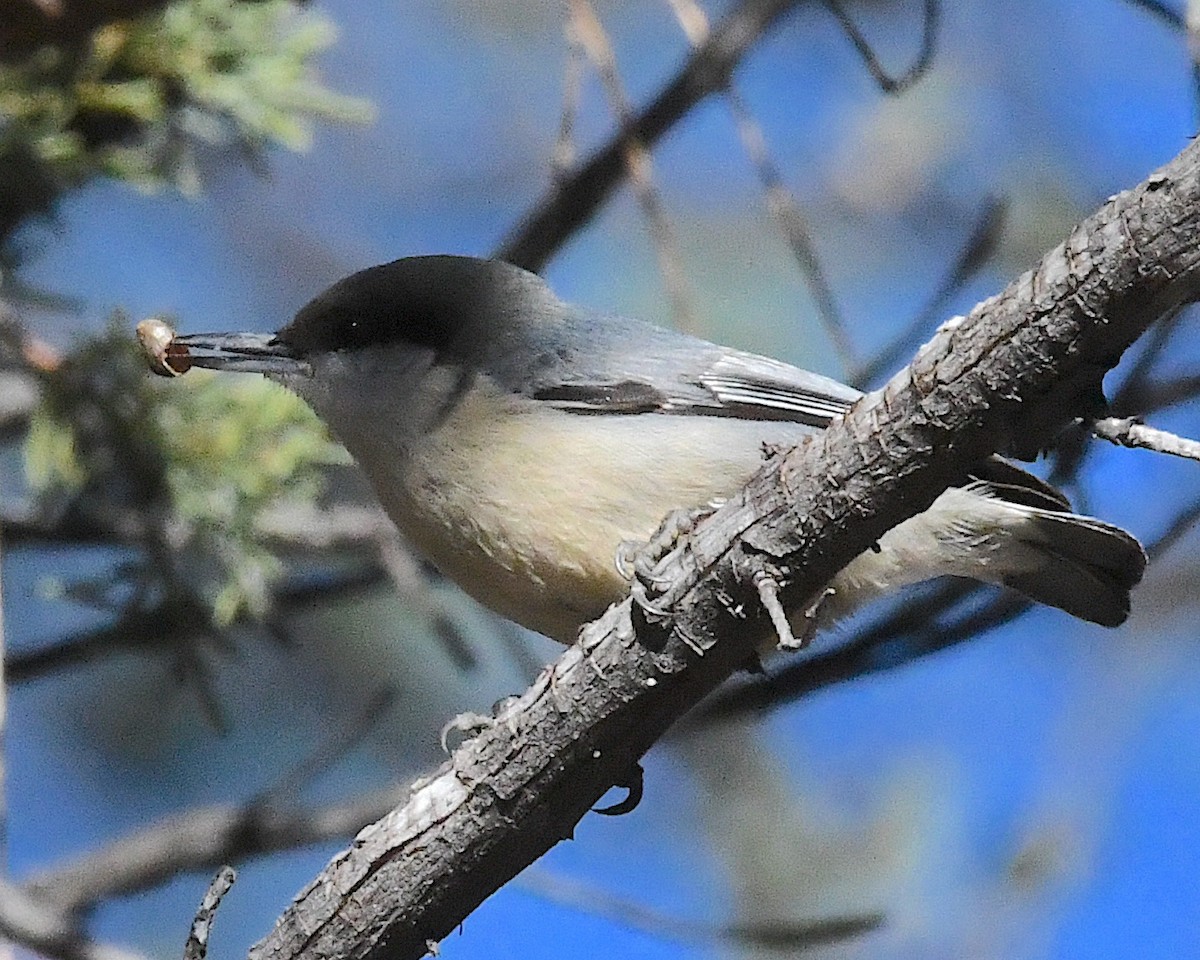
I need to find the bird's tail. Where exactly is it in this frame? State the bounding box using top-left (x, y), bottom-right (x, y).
top-left (823, 481), bottom-right (1146, 628)
top-left (992, 504), bottom-right (1146, 627)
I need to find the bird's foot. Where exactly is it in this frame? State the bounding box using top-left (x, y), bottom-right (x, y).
top-left (752, 566), bottom-right (833, 651)
top-left (440, 695), bottom-right (522, 753)
top-left (593, 762), bottom-right (645, 816)
top-left (616, 502), bottom-right (722, 617)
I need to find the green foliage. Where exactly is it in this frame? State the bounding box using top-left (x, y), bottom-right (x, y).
top-left (25, 399), bottom-right (85, 493)
top-left (26, 316), bottom-right (348, 625)
top-left (0, 0), bottom-right (372, 233)
top-left (158, 365), bottom-right (350, 624)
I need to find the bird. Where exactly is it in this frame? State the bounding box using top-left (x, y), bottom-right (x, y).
top-left (148, 255), bottom-right (1146, 645)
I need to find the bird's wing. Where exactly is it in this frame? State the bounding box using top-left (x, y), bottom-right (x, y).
top-left (531, 349), bottom-right (861, 428)
top-left (689, 353), bottom-right (860, 425)
top-left (529, 343), bottom-right (1074, 512)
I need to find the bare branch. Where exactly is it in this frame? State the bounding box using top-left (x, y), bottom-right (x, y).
top-left (567, 0), bottom-right (696, 330)
top-left (248, 136), bottom-right (1200, 960)
top-left (498, 0), bottom-right (804, 272)
top-left (0, 877), bottom-right (147, 960)
top-left (183, 868), bottom-right (236, 960)
top-left (25, 787), bottom-right (408, 916)
top-left (821, 0), bottom-right (940, 94)
top-left (1093, 415), bottom-right (1200, 461)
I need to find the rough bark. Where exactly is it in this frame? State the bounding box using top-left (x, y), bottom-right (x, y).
top-left (249, 141), bottom-right (1200, 960)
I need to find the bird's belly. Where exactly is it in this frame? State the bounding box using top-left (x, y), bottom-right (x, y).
top-left (375, 404), bottom-right (812, 643)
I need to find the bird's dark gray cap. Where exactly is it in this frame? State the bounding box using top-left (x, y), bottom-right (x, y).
top-left (276, 256), bottom-right (552, 358)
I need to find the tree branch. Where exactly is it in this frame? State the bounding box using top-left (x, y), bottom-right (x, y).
top-left (497, 0), bottom-right (803, 271)
top-left (247, 137), bottom-right (1200, 960)
top-left (1092, 415), bottom-right (1200, 461)
top-left (26, 787), bottom-right (408, 916)
top-left (0, 876), bottom-right (147, 960)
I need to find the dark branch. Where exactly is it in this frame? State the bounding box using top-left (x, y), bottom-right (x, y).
top-left (497, 0), bottom-right (803, 272)
top-left (821, 0), bottom-right (940, 94)
top-left (247, 136), bottom-right (1200, 960)
top-left (26, 787), bottom-right (408, 916)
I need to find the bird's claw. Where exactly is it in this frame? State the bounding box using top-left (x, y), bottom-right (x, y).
top-left (593, 762), bottom-right (645, 816)
top-left (614, 539), bottom-right (640, 581)
top-left (439, 695), bottom-right (522, 753)
top-left (629, 575), bottom-right (675, 622)
top-left (440, 711), bottom-right (494, 753)
top-left (616, 503), bottom-right (721, 618)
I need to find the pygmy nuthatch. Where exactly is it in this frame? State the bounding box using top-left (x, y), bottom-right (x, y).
top-left (154, 256), bottom-right (1146, 643)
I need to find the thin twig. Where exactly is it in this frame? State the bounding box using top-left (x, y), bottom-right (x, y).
top-left (182, 868), bottom-right (236, 960)
top-left (568, 0), bottom-right (696, 331)
top-left (519, 867), bottom-right (885, 948)
top-left (552, 20), bottom-right (586, 179)
top-left (822, 0), bottom-right (940, 94)
top-left (663, 0), bottom-right (858, 371)
top-left (1093, 416), bottom-right (1200, 461)
top-left (498, 0), bottom-right (803, 272)
top-left (1050, 306), bottom-right (1189, 485)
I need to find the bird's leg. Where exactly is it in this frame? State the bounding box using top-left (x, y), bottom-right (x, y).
top-left (616, 501), bottom-right (723, 617)
top-left (615, 501), bottom-right (723, 585)
top-left (439, 694), bottom-right (522, 753)
top-left (592, 762), bottom-right (645, 816)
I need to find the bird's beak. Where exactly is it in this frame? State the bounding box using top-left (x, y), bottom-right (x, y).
top-left (174, 332), bottom-right (310, 376)
top-left (137, 320), bottom-right (311, 378)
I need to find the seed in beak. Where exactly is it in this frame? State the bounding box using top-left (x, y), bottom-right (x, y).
top-left (136, 317), bottom-right (193, 377)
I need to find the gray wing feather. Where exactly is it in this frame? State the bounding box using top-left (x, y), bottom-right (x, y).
top-left (515, 309), bottom-right (1079, 520)
top-left (693, 353), bottom-right (860, 425)
top-left (529, 338), bottom-right (861, 428)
